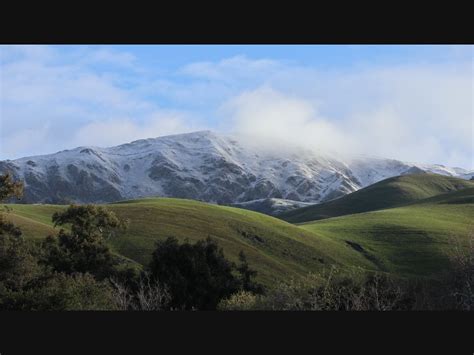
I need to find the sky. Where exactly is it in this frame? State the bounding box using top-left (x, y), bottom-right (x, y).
top-left (0, 45), bottom-right (472, 169)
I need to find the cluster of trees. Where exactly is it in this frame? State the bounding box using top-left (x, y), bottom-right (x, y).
top-left (112, 237), bottom-right (264, 310)
top-left (1, 174), bottom-right (123, 310)
top-left (0, 173), bottom-right (264, 310)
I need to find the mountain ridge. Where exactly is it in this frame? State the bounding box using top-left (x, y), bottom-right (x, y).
top-left (279, 173), bottom-right (474, 223)
top-left (1, 130), bottom-right (472, 204)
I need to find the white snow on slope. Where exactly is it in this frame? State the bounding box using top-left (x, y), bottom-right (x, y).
top-left (1, 130), bottom-right (471, 204)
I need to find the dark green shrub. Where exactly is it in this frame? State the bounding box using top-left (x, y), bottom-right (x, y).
top-left (148, 237), bottom-right (262, 310)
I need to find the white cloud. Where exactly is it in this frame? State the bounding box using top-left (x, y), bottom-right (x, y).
top-left (219, 68), bottom-right (473, 168)
top-left (219, 86), bottom-right (350, 155)
top-left (181, 53), bottom-right (472, 168)
top-left (80, 48), bottom-right (137, 67)
top-left (72, 112), bottom-right (199, 148)
top-left (180, 55), bottom-right (281, 82)
top-left (0, 46), bottom-right (198, 159)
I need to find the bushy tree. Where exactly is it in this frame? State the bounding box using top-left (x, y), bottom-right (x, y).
top-left (0, 232), bottom-right (42, 293)
top-left (41, 204), bottom-right (129, 279)
top-left (148, 237), bottom-right (262, 310)
top-left (51, 204), bottom-right (128, 240)
top-left (0, 220), bottom-right (117, 311)
top-left (0, 178), bottom-right (125, 310)
top-left (0, 173), bottom-right (38, 303)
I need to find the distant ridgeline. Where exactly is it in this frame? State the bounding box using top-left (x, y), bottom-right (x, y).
top-left (1, 131), bottom-right (472, 205)
top-left (279, 173), bottom-right (474, 223)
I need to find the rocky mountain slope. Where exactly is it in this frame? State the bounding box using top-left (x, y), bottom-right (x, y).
top-left (1, 130), bottom-right (472, 204)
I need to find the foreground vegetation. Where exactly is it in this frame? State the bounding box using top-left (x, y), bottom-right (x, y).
top-left (1, 177), bottom-right (264, 310)
top-left (219, 252), bottom-right (474, 311)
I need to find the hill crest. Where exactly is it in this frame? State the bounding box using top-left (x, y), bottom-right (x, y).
top-left (279, 173), bottom-right (474, 223)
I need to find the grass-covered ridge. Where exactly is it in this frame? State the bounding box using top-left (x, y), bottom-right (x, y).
top-left (3, 184), bottom-right (473, 285)
top-left (2, 198), bottom-right (374, 286)
top-left (299, 187), bottom-right (474, 278)
top-left (279, 173), bottom-right (474, 223)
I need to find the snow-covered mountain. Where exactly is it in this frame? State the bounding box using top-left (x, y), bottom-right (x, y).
top-left (1, 130), bottom-right (472, 204)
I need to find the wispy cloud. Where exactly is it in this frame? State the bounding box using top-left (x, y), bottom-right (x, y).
top-left (180, 55), bottom-right (281, 81)
top-left (79, 48), bottom-right (137, 67)
top-left (216, 59), bottom-right (473, 168)
top-left (219, 86), bottom-right (349, 154)
top-left (0, 45), bottom-right (195, 158)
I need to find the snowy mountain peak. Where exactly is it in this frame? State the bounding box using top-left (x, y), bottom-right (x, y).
top-left (0, 130), bottom-right (472, 204)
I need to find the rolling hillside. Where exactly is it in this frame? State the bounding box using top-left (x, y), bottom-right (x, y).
top-left (299, 187), bottom-right (474, 277)
top-left (2, 198), bottom-right (374, 286)
top-left (279, 174), bottom-right (474, 223)
top-left (3, 185), bottom-right (473, 285)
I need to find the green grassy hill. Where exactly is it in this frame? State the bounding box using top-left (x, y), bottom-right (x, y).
top-left (2, 198), bottom-right (375, 286)
top-left (299, 187), bottom-right (474, 278)
top-left (3, 183), bottom-right (472, 285)
top-left (279, 174), bottom-right (474, 223)
top-left (1, 204), bottom-right (62, 237)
